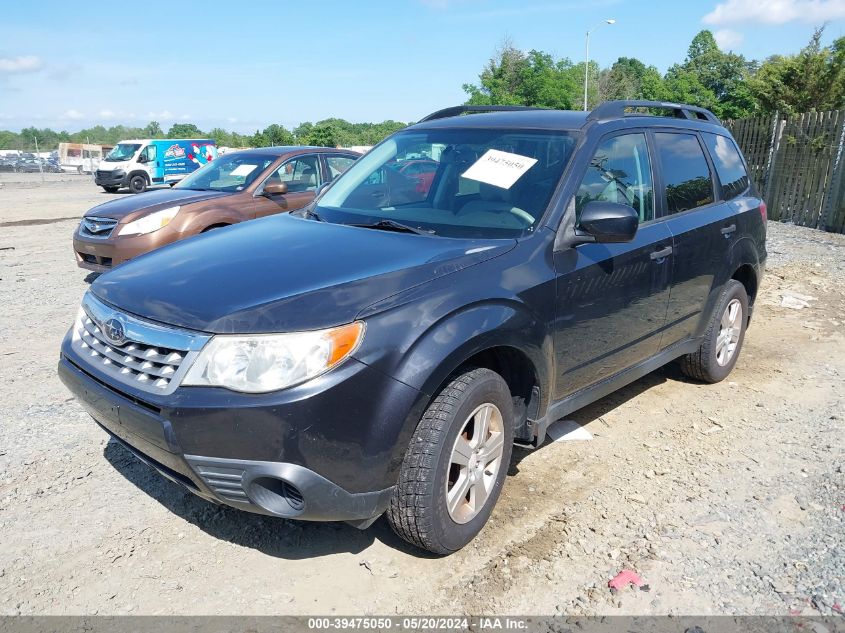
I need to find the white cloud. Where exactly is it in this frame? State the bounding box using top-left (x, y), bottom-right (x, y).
top-left (0, 55), bottom-right (42, 75)
top-left (227, 117), bottom-right (238, 123)
top-left (714, 28), bottom-right (745, 49)
top-left (60, 109), bottom-right (84, 120)
top-left (704, 0), bottom-right (845, 25)
top-left (179, 114), bottom-right (192, 120)
top-left (147, 110), bottom-right (174, 119)
top-left (99, 109), bottom-right (116, 118)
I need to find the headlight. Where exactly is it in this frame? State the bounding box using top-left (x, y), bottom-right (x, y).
top-left (118, 206), bottom-right (180, 236)
top-left (182, 322), bottom-right (365, 393)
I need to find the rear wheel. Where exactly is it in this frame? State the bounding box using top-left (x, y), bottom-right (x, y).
top-left (102, 186), bottom-right (119, 193)
top-left (387, 367), bottom-right (513, 554)
top-left (680, 279), bottom-right (749, 383)
top-left (129, 175), bottom-right (147, 194)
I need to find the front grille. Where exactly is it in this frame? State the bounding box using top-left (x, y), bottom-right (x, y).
top-left (71, 293), bottom-right (210, 395)
top-left (80, 216), bottom-right (118, 238)
top-left (79, 253), bottom-right (113, 268)
top-left (77, 315), bottom-right (184, 390)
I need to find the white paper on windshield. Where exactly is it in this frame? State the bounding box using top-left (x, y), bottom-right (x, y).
top-left (461, 149), bottom-right (538, 189)
top-left (230, 164), bottom-right (258, 177)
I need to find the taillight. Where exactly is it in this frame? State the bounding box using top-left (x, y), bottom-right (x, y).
top-left (759, 201), bottom-right (767, 224)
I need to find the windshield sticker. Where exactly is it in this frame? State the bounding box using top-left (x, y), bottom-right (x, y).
top-left (461, 149), bottom-right (538, 189)
top-left (230, 164), bottom-right (258, 177)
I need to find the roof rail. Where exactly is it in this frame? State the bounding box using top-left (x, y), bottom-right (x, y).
top-left (587, 100), bottom-right (720, 124)
top-left (419, 105), bottom-right (545, 122)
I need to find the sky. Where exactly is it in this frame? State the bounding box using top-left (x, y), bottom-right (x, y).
top-left (1, 0), bottom-right (844, 133)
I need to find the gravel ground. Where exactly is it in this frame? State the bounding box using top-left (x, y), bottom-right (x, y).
top-left (0, 178), bottom-right (842, 616)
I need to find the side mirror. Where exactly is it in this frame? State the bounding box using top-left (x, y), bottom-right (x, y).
top-left (137, 155), bottom-right (148, 164)
top-left (263, 182), bottom-right (288, 196)
top-left (575, 201), bottom-right (639, 244)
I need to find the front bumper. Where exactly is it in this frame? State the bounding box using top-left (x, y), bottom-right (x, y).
top-left (73, 226), bottom-right (171, 272)
top-left (59, 336), bottom-right (421, 524)
top-left (94, 170), bottom-right (128, 187)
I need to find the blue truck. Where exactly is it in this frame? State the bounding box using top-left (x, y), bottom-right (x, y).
top-left (94, 138), bottom-right (218, 193)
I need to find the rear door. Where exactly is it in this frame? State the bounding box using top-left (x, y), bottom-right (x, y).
top-left (553, 131), bottom-right (673, 400)
top-left (651, 130), bottom-right (734, 350)
top-left (324, 153), bottom-right (357, 183)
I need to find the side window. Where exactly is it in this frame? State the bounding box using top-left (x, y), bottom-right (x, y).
top-left (702, 133), bottom-right (749, 201)
top-left (326, 155), bottom-right (355, 180)
top-left (653, 133), bottom-right (714, 214)
top-left (269, 155), bottom-right (321, 192)
top-left (575, 133), bottom-right (654, 222)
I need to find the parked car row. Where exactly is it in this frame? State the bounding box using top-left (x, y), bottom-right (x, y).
top-left (0, 154), bottom-right (63, 173)
top-left (59, 101), bottom-right (767, 555)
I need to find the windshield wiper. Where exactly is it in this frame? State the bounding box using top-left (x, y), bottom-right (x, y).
top-left (292, 207), bottom-right (322, 221)
top-left (348, 219), bottom-right (431, 235)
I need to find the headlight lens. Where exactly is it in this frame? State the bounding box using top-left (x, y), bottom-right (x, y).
top-left (118, 206), bottom-right (180, 236)
top-left (183, 322), bottom-right (365, 393)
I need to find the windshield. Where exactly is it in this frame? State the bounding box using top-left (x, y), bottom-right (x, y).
top-left (316, 127), bottom-right (577, 238)
top-left (175, 152), bottom-right (277, 192)
top-left (104, 143), bottom-right (141, 162)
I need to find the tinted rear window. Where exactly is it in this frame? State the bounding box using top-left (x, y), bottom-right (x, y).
top-left (702, 133), bottom-right (750, 200)
top-left (654, 132), bottom-right (714, 215)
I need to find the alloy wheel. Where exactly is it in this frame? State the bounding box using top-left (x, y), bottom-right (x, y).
top-left (446, 403), bottom-right (505, 524)
top-left (716, 298), bottom-right (742, 366)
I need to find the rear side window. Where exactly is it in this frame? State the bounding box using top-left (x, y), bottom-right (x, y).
top-left (326, 155), bottom-right (356, 180)
top-left (702, 133), bottom-right (749, 200)
top-left (575, 133), bottom-right (655, 222)
top-left (654, 133), bottom-right (714, 214)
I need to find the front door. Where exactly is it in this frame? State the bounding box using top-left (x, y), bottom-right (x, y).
top-left (253, 155), bottom-right (321, 218)
top-left (553, 132), bottom-right (672, 400)
top-left (140, 145), bottom-right (163, 183)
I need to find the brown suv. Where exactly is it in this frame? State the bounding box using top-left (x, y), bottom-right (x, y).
top-left (73, 146), bottom-right (359, 272)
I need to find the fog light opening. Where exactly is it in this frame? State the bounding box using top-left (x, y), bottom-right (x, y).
top-left (249, 477), bottom-right (305, 515)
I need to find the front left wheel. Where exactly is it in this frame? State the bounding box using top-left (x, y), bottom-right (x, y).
top-left (387, 367), bottom-right (514, 554)
top-left (128, 175), bottom-right (147, 194)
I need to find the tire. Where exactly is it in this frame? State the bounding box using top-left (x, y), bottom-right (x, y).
top-left (129, 175), bottom-right (147, 194)
top-left (102, 186), bottom-right (119, 193)
top-left (680, 279), bottom-right (749, 383)
top-left (387, 367), bottom-right (514, 554)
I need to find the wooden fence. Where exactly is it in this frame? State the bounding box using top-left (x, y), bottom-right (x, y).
top-left (725, 110), bottom-right (845, 233)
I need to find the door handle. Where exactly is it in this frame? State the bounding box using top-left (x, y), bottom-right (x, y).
top-left (650, 246), bottom-right (673, 261)
top-left (720, 223), bottom-right (737, 236)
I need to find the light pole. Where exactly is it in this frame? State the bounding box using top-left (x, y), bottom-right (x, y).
top-left (584, 19), bottom-right (616, 111)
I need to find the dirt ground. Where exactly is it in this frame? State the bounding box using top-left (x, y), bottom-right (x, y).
top-left (0, 175), bottom-right (842, 616)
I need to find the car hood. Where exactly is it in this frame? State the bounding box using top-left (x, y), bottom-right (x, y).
top-left (84, 188), bottom-right (231, 221)
top-left (91, 214), bottom-right (515, 333)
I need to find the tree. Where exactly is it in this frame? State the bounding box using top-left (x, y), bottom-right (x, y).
top-left (261, 123), bottom-right (295, 146)
top-left (305, 124), bottom-right (338, 148)
top-left (599, 57), bottom-right (666, 101)
top-left (462, 40), bottom-right (580, 109)
top-left (749, 28), bottom-right (845, 114)
top-left (167, 122), bottom-right (204, 138)
top-left (676, 30), bottom-right (757, 119)
top-left (144, 121), bottom-right (163, 137)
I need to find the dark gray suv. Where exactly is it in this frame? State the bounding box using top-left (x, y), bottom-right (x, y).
top-left (59, 100), bottom-right (766, 554)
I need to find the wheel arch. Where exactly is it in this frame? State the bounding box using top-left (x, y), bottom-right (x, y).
top-left (371, 300), bottom-right (553, 446)
top-left (127, 169), bottom-right (151, 184)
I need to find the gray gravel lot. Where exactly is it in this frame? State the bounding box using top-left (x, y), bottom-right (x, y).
top-left (0, 177), bottom-right (842, 615)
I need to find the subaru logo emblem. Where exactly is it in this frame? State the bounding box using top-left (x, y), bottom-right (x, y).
top-left (102, 317), bottom-right (126, 346)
